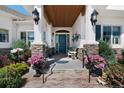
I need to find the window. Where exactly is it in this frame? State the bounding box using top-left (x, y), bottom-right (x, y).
top-left (0, 29), bottom-right (9, 42)
top-left (103, 26), bottom-right (111, 43)
top-left (95, 25), bottom-right (121, 45)
top-left (95, 25), bottom-right (101, 41)
top-left (43, 32), bottom-right (46, 41)
top-left (28, 32), bottom-right (34, 42)
top-left (21, 32), bottom-right (26, 41)
top-left (20, 31), bottom-right (34, 43)
top-left (112, 26), bottom-right (121, 44)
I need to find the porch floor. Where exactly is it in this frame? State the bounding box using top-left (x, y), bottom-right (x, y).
top-left (22, 54), bottom-right (107, 88)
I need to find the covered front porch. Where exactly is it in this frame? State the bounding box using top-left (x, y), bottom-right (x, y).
top-left (27, 5), bottom-right (99, 55)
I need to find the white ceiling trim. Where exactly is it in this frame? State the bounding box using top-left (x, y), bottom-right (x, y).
top-left (107, 5), bottom-right (124, 11)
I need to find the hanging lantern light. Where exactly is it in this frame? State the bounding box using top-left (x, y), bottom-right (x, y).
top-left (90, 9), bottom-right (98, 26)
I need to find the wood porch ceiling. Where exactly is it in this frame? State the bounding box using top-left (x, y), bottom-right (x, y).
top-left (44, 5), bottom-right (85, 27)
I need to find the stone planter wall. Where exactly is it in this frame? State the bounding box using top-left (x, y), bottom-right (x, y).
top-left (113, 48), bottom-right (122, 55)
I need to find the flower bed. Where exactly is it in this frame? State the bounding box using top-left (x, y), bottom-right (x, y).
top-left (0, 63), bottom-right (29, 88)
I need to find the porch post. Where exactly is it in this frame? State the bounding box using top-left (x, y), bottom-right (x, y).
top-left (84, 5), bottom-right (99, 54)
top-left (32, 5), bottom-right (44, 54)
top-left (85, 5), bottom-right (98, 43)
top-left (47, 24), bottom-right (52, 48)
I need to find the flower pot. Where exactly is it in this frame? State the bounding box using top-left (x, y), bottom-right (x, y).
top-left (32, 62), bottom-right (50, 77)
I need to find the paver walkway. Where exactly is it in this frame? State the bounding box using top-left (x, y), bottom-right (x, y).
top-left (22, 54), bottom-right (107, 88)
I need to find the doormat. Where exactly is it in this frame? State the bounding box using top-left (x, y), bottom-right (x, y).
top-left (56, 60), bottom-right (69, 64)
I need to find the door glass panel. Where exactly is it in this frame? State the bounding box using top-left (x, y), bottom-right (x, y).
top-left (55, 34), bottom-right (59, 53)
top-left (66, 34), bottom-right (69, 51)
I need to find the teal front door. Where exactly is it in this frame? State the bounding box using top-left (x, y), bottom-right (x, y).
top-left (59, 34), bottom-right (66, 53)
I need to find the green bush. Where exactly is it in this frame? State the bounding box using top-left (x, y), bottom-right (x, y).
top-left (0, 63), bottom-right (29, 88)
top-left (121, 49), bottom-right (124, 57)
top-left (11, 40), bottom-right (28, 50)
top-left (99, 40), bottom-right (117, 64)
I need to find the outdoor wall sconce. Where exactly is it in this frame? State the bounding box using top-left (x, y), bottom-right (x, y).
top-left (32, 8), bottom-right (40, 25)
top-left (72, 33), bottom-right (80, 42)
top-left (90, 9), bottom-right (98, 26)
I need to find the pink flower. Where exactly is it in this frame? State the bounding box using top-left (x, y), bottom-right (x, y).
top-left (83, 54), bottom-right (106, 69)
top-left (28, 53), bottom-right (45, 65)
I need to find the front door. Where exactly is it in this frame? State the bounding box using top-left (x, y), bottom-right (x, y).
top-left (59, 34), bottom-right (66, 53)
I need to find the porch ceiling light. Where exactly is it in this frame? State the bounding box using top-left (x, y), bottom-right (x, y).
top-left (32, 8), bottom-right (40, 25)
top-left (90, 9), bottom-right (98, 26)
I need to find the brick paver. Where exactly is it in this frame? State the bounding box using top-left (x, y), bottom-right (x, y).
top-left (22, 54), bottom-right (107, 88)
top-left (22, 69), bottom-right (107, 88)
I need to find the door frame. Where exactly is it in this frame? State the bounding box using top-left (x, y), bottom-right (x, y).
top-left (55, 32), bottom-right (70, 53)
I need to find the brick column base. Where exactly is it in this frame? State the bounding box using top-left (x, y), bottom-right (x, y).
top-left (31, 44), bottom-right (45, 54)
top-left (83, 44), bottom-right (99, 54)
top-left (77, 44), bottom-right (99, 61)
top-left (77, 48), bottom-right (84, 60)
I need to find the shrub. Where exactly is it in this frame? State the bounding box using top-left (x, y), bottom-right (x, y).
top-left (20, 49), bottom-right (31, 62)
top-left (122, 49), bottom-right (124, 57)
top-left (99, 40), bottom-right (117, 64)
top-left (0, 63), bottom-right (29, 88)
top-left (8, 48), bottom-right (24, 63)
top-left (11, 40), bottom-right (28, 50)
top-left (103, 64), bottom-right (124, 87)
top-left (9, 63), bottom-right (29, 76)
top-left (0, 55), bottom-right (9, 67)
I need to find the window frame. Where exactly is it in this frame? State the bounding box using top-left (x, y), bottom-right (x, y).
top-left (95, 24), bottom-right (121, 45)
top-left (20, 31), bottom-right (34, 44)
top-left (0, 29), bottom-right (9, 43)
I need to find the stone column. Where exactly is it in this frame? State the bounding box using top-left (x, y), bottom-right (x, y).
top-left (84, 5), bottom-right (99, 54)
top-left (32, 5), bottom-right (44, 54)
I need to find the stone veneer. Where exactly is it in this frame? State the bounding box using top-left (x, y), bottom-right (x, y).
top-left (77, 48), bottom-right (84, 60)
top-left (31, 44), bottom-right (45, 54)
top-left (113, 48), bottom-right (122, 55)
top-left (83, 44), bottom-right (99, 54)
top-left (77, 44), bottom-right (99, 60)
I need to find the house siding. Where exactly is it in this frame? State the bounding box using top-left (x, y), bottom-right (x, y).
top-left (0, 15), bottom-right (13, 48)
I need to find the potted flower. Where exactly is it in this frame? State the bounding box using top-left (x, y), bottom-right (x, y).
top-left (28, 53), bottom-right (50, 77)
top-left (83, 54), bottom-right (107, 76)
top-left (72, 33), bottom-right (80, 42)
